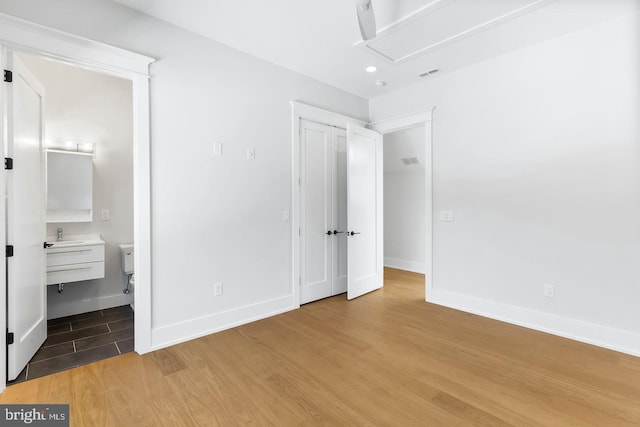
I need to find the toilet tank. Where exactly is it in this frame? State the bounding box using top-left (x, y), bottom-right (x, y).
top-left (119, 243), bottom-right (134, 274)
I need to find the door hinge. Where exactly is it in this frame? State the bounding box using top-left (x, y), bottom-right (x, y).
top-left (6, 245), bottom-right (14, 257)
top-left (4, 158), bottom-right (13, 170)
top-left (7, 331), bottom-right (14, 345)
top-left (4, 69), bottom-right (12, 83)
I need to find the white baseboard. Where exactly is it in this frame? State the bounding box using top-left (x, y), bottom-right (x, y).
top-left (150, 295), bottom-right (295, 351)
top-left (430, 288), bottom-right (640, 357)
top-left (48, 293), bottom-right (133, 319)
top-left (384, 257), bottom-right (425, 274)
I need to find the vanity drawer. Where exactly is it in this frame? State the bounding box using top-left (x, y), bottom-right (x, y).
top-left (46, 244), bottom-right (104, 267)
top-left (46, 261), bottom-right (105, 285)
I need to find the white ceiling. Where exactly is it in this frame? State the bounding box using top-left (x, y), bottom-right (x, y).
top-left (112, 0), bottom-right (640, 99)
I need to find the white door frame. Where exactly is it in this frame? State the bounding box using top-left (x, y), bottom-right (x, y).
top-left (370, 108), bottom-right (435, 301)
top-left (290, 102), bottom-right (366, 307)
top-left (0, 13), bottom-right (154, 393)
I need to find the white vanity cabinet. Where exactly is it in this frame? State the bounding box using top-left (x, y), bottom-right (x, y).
top-left (46, 236), bottom-right (105, 285)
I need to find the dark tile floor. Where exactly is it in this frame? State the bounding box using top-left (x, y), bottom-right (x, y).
top-left (8, 305), bottom-right (134, 385)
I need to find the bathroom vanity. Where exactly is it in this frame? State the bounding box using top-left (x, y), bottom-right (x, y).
top-left (45, 235), bottom-right (105, 285)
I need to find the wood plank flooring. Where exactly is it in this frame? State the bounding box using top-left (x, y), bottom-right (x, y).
top-left (2, 268), bottom-right (640, 426)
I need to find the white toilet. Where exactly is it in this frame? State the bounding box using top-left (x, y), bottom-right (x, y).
top-left (119, 243), bottom-right (135, 310)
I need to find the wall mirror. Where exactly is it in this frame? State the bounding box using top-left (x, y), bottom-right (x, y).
top-left (46, 150), bottom-right (93, 223)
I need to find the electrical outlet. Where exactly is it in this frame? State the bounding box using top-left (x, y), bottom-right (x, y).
top-left (214, 282), bottom-right (223, 296)
top-left (544, 284), bottom-right (555, 298)
top-left (246, 147), bottom-right (256, 160)
top-left (439, 210), bottom-right (454, 222)
top-left (101, 209), bottom-right (110, 221)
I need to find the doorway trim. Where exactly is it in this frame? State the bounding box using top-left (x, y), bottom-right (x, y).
top-left (370, 108), bottom-right (434, 301)
top-left (0, 13), bottom-right (154, 393)
top-left (290, 102), bottom-right (366, 307)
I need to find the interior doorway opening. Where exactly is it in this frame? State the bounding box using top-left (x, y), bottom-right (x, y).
top-left (0, 15), bottom-right (153, 393)
top-left (6, 51), bottom-right (136, 384)
top-left (291, 102), bottom-right (433, 306)
top-left (371, 109), bottom-right (434, 301)
top-left (383, 125), bottom-right (427, 276)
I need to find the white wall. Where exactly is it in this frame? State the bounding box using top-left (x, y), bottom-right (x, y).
top-left (371, 10), bottom-right (640, 355)
top-left (0, 0), bottom-right (368, 348)
top-left (18, 53), bottom-right (134, 319)
top-left (383, 126), bottom-right (425, 273)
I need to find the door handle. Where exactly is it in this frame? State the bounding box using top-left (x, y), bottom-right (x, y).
top-left (44, 242), bottom-right (54, 248)
top-left (349, 231), bottom-right (361, 236)
top-left (333, 230), bottom-right (345, 234)
top-left (326, 230), bottom-right (333, 235)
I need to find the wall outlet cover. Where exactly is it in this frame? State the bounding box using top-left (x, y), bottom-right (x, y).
top-left (439, 210), bottom-right (454, 222)
top-left (214, 282), bottom-right (223, 296)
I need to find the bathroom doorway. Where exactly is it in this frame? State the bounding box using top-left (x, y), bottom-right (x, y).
top-left (6, 52), bottom-right (136, 384)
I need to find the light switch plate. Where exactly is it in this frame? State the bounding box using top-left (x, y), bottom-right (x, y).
top-left (101, 209), bottom-right (110, 221)
top-left (544, 284), bottom-right (555, 298)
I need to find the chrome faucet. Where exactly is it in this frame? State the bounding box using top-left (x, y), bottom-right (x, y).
top-left (57, 228), bottom-right (63, 241)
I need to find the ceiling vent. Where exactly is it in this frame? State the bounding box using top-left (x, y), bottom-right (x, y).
top-left (402, 157), bottom-right (421, 166)
top-left (419, 69), bottom-right (439, 77)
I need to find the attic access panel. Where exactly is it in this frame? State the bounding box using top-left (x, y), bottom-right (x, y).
top-left (364, 0), bottom-right (550, 63)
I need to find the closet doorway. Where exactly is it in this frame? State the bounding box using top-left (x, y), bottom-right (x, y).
top-left (299, 120), bottom-right (348, 303)
top-left (293, 103), bottom-right (383, 304)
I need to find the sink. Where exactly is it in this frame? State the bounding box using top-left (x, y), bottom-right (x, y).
top-left (48, 240), bottom-right (84, 246)
top-left (45, 234), bottom-right (105, 249)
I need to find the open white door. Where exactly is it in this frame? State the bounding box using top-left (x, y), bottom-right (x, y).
top-left (6, 52), bottom-right (47, 381)
top-left (347, 124), bottom-right (383, 300)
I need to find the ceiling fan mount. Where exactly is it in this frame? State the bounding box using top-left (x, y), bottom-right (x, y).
top-left (355, 0), bottom-right (377, 41)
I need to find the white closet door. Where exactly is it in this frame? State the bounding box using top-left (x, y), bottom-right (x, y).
top-left (300, 120), bottom-right (333, 304)
top-left (332, 128), bottom-right (348, 295)
top-left (6, 53), bottom-right (47, 380)
top-left (347, 124), bottom-right (383, 300)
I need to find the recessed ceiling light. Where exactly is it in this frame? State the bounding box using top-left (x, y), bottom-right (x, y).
top-left (375, 80), bottom-right (386, 87)
top-left (366, 66), bottom-right (377, 73)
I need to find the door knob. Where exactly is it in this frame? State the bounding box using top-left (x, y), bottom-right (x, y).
top-left (326, 230), bottom-right (333, 235)
top-left (349, 231), bottom-right (361, 236)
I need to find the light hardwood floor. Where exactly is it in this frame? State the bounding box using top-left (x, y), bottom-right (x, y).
top-left (3, 268), bottom-right (640, 426)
